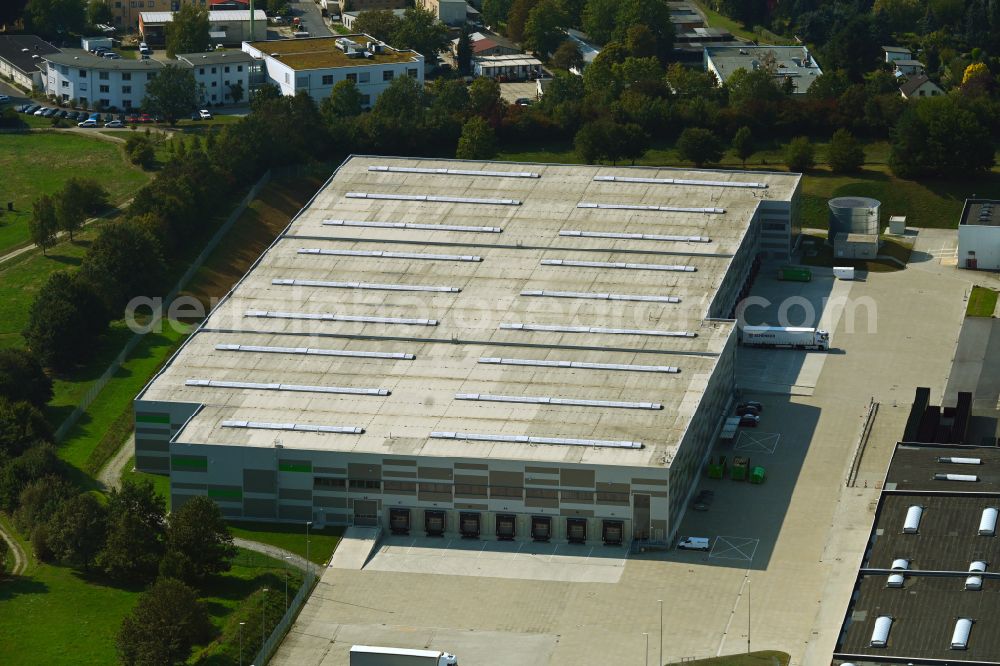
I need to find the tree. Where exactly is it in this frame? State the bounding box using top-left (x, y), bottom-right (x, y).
top-left (785, 136), bottom-right (816, 172)
top-left (352, 9), bottom-right (400, 43)
top-left (228, 80), bottom-right (244, 105)
top-left (582, 0), bottom-right (616, 44)
top-left (456, 116), bottom-right (497, 160)
top-left (166, 4), bottom-right (209, 58)
top-left (144, 65), bottom-right (198, 126)
top-left (99, 478), bottom-right (167, 583)
top-left (551, 39), bottom-right (583, 71)
top-left (55, 177), bottom-right (107, 242)
top-left (87, 0), bottom-right (111, 26)
top-left (116, 578), bottom-right (212, 666)
top-left (0, 398), bottom-right (52, 459)
top-left (481, 0), bottom-right (513, 30)
top-left (0, 537), bottom-right (6, 575)
top-left (321, 79), bottom-right (364, 120)
top-left (0, 443), bottom-right (60, 513)
top-left (725, 67), bottom-right (783, 107)
top-left (46, 491), bottom-right (107, 570)
top-left (506, 0), bottom-right (538, 42)
top-left (23, 272), bottom-right (109, 371)
top-left (677, 127), bottom-right (723, 167)
top-left (12, 474), bottom-right (73, 535)
top-left (625, 24), bottom-right (656, 58)
top-left (731, 126), bottom-right (754, 168)
top-left (29, 194), bottom-right (58, 255)
top-left (456, 30), bottom-right (473, 75)
top-left (24, 0), bottom-right (86, 39)
top-left (0, 349), bottom-right (52, 408)
top-left (0, 0), bottom-right (29, 27)
top-left (827, 128), bottom-right (864, 173)
top-left (613, 0), bottom-right (673, 61)
top-left (392, 7), bottom-right (451, 62)
top-left (79, 221), bottom-right (166, 314)
top-left (125, 135), bottom-right (156, 169)
top-left (159, 496), bottom-right (236, 584)
top-left (467, 77), bottom-right (504, 124)
top-left (889, 96), bottom-right (995, 178)
top-left (522, 0), bottom-right (568, 56)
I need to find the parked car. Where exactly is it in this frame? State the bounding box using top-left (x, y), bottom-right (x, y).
top-left (515, 97), bottom-right (533, 106)
top-left (690, 490), bottom-right (715, 511)
top-left (738, 414), bottom-right (760, 428)
top-left (0, 94), bottom-right (10, 103)
top-left (33, 107), bottom-right (48, 115)
top-left (198, 109), bottom-right (212, 119)
top-left (23, 104), bottom-right (40, 114)
top-left (138, 113), bottom-right (153, 123)
top-left (736, 401), bottom-right (763, 414)
top-left (77, 118), bottom-right (99, 128)
top-left (42, 108), bottom-right (57, 117)
top-left (736, 405), bottom-right (761, 417)
top-left (104, 119), bottom-right (124, 128)
top-left (677, 537), bottom-right (711, 551)
top-left (103, 51), bottom-right (121, 59)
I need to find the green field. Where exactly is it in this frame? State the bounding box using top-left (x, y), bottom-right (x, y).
top-left (967, 285), bottom-right (999, 317)
top-left (226, 521), bottom-right (344, 566)
top-left (0, 132), bottom-right (151, 253)
top-left (0, 539), bottom-right (302, 666)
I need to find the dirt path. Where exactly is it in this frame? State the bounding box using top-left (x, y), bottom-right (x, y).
top-left (233, 538), bottom-right (314, 572)
top-left (97, 434), bottom-right (134, 491)
top-left (0, 522), bottom-right (26, 576)
top-left (0, 198), bottom-right (134, 266)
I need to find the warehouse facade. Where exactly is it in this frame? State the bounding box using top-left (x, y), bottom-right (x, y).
top-left (135, 157), bottom-right (801, 545)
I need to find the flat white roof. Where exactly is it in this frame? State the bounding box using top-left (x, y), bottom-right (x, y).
top-left (143, 157), bottom-right (800, 467)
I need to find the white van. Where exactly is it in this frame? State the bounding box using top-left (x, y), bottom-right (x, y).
top-left (677, 536), bottom-right (711, 551)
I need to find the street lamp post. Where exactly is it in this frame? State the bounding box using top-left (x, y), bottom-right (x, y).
top-left (261, 587), bottom-right (269, 651)
top-left (642, 632), bottom-right (649, 666)
top-left (239, 621), bottom-right (245, 666)
top-left (658, 599), bottom-right (663, 666)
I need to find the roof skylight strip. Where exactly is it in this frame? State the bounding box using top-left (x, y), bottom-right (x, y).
top-left (245, 310), bottom-right (438, 326)
top-left (594, 175), bottom-right (768, 189)
top-left (186, 379), bottom-right (389, 396)
top-left (541, 259), bottom-right (696, 272)
top-left (430, 431), bottom-right (643, 449)
top-left (560, 230), bottom-right (710, 243)
top-left (221, 420), bottom-right (364, 434)
top-left (346, 192), bottom-right (521, 205)
top-left (455, 393), bottom-right (662, 410)
top-left (521, 289), bottom-right (680, 304)
top-left (500, 323), bottom-right (697, 338)
top-left (298, 248), bottom-right (482, 262)
top-left (368, 166), bottom-right (540, 179)
top-left (214, 344), bottom-right (414, 360)
top-left (272, 278), bottom-right (459, 293)
top-left (478, 357), bottom-right (679, 373)
top-left (578, 202), bottom-right (725, 214)
top-left (323, 219), bottom-right (502, 233)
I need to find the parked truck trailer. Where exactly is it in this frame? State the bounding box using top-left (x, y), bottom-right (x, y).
top-left (740, 326), bottom-right (829, 351)
top-left (350, 645), bottom-right (458, 666)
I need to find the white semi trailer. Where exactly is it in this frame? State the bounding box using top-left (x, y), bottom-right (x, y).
top-left (740, 326), bottom-right (829, 351)
top-left (350, 645), bottom-right (458, 666)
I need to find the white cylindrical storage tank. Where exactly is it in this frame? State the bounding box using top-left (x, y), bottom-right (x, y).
top-left (903, 505), bottom-right (923, 533)
top-left (828, 196), bottom-right (881, 243)
top-left (979, 507), bottom-right (998, 536)
top-left (951, 618), bottom-right (973, 650)
top-left (870, 615), bottom-right (893, 647)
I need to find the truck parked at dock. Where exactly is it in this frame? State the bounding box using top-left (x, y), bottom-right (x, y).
top-left (740, 326), bottom-right (829, 351)
top-left (350, 645), bottom-right (458, 666)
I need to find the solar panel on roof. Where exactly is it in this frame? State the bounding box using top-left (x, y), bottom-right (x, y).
top-left (245, 309), bottom-right (438, 326)
top-left (221, 420), bottom-right (364, 434)
top-left (520, 290), bottom-right (680, 303)
top-left (454, 393), bottom-right (663, 410)
top-left (298, 248), bottom-right (482, 262)
top-left (346, 192), bottom-right (521, 205)
top-left (214, 343), bottom-right (414, 360)
top-left (186, 379), bottom-right (389, 395)
top-left (541, 259), bottom-right (696, 272)
top-left (478, 357), bottom-right (680, 373)
top-left (271, 278), bottom-right (460, 293)
top-left (578, 202), bottom-right (725, 214)
top-left (323, 219), bottom-right (502, 233)
top-left (501, 322), bottom-right (697, 337)
top-left (429, 431), bottom-right (643, 449)
top-left (560, 230), bottom-right (710, 243)
top-left (593, 175), bottom-right (768, 189)
top-left (368, 165), bottom-right (540, 178)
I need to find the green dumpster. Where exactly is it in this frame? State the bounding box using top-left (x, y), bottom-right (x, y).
top-left (750, 466), bottom-right (766, 484)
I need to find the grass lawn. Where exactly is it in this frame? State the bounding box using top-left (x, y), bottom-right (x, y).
top-left (798, 233), bottom-right (909, 273)
top-left (125, 458), bottom-right (172, 500)
top-left (967, 285), bottom-right (999, 317)
top-left (54, 320), bottom-right (191, 474)
top-left (0, 132), bottom-right (151, 253)
top-left (666, 651), bottom-right (790, 666)
top-left (226, 521), bottom-right (344, 566)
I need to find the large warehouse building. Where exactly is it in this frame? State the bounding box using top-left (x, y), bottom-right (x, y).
top-left (134, 157), bottom-right (801, 546)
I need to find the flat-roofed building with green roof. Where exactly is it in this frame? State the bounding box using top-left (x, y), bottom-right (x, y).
top-left (242, 35), bottom-right (422, 108)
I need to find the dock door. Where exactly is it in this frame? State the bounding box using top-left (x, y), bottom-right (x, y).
top-left (353, 500), bottom-right (379, 527)
top-left (633, 494), bottom-right (650, 540)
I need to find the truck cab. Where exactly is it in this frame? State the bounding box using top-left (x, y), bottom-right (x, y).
top-left (815, 329), bottom-right (830, 350)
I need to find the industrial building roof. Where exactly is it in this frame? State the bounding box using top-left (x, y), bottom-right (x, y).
top-left (704, 45), bottom-right (822, 93)
top-left (0, 34), bottom-right (59, 77)
top-left (243, 36), bottom-right (419, 70)
top-left (141, 157), bottom-right (801, 466)
top-left (961, 199), bottom-right (1000, 228)
top-left (140, 9), bottom-right (267, 23)
top-left (886, 445), bottom-right (1000, 491)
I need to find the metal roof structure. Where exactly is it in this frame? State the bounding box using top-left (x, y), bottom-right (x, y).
top-left (42, 48), bottom-right (165, 71)
top-left (140, 156), bottom-right (801, 467)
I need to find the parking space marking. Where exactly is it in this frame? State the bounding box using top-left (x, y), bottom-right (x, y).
top-left (710, 536), bottom-right (759, 562)
top-left (734, 431), bottom-right (780, 454)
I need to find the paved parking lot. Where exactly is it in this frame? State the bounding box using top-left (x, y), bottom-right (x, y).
top-left (274, 256), bottom-right (975, 666)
